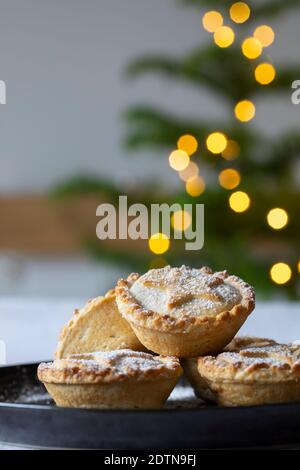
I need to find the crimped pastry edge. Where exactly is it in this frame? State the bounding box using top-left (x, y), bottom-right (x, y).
top-left (38, 351), bottom-right (182, 385)
top-left (196, 339), bottom-right (300, 383)
top-left (115, 269), bottom-right (255, 334)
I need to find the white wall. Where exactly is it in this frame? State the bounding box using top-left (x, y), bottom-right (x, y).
top-left (0, 0), bottom-right (299, 193)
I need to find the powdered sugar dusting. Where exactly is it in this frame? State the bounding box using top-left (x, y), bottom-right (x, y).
top-left (130, 265), bottom-right (242, 318)
top-left (210, 338), bottom-right (300, 375)
top-left (215, 351), bottom-right (290, 370)
top-left (40, 349), bottom-right (180, 379)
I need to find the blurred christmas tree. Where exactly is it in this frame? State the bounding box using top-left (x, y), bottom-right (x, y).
top-left (53, 0), bottom-right (300, 298)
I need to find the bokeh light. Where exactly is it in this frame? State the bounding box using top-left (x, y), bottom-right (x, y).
top-left (242, 37), bottom-right (262, 59)
top-left (267, 208), bottom-right (289, 230)
top-left (149, 257), bottom-right (168, 269)
top-left (270, 262), bottom-right (292, 285)
top-left (254, 25), bottom-right (275, 47)
top-left (186, 176), bottom-right (206, 197)
top-left (234, 100), bottom-right (256, 122)
top-left (214, 26), bottom-right (235, 48)
top-left (202, 11), bottom-right (223, 33)
top-left (255, 63), bottom-right (276, 85)
top-left (229, 191), bottom-right (250, 212)
top-left (171, 210), bottom-right (192, 231)
top-left (179, 161), bottom-right (199, 182)
top-left (148, 233), bottom-right (170, 255)
top-left (229, 2), bottom-right (250, 24)
top-left (206, 132), bottom-right (227, 154)
top-left (177, 134), bottom-right (198, 156)
top-left (219, 169), bottom-right (241, 189)
top-left (222, 140), bottom-right (240, 160)
top-left (297, 260), bottom-right (300, 274)
top-left (169, 149), bottom-right (189, 171)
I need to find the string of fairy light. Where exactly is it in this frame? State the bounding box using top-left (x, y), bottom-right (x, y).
top-left (148, 2), bottom-right (299, 287)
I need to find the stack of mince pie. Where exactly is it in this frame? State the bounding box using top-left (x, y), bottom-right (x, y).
top-left (38, 265), bottom-right (300, 409)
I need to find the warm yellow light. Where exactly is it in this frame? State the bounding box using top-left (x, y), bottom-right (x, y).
top-left (149, 257), bottom-right (168, 269)
top-left (214, 26), bottom-right (235, 48)
top-left (255, 63), bottom-right (276, 85)
top-left (202, 11), bottom-right (223, 33)
top-left (267, 208), bottom-right (289, 230)
top-left (186, 176), bottom-right (206, 197)
top-left (229, 2), bottom-right (250, 24)
top-left (234, 100), bottom-right (256, 122)
top-left (241, 37), bottom-right (262, 59)
top-left (179, 161), bottom-right (199, 182)
top-left (148, 233), bottom-right (170, 255)
top-left (206, 132), bottom-right (227, 154)
top-left (270, 262), bottom-right (292, 285)
top-left (171, 210), bottom-right (192, 232)
top-left (297, 260), bottom-right (300, 273)
top-left (169, 150), bottom-right (189, 171)
top-left (177, 134), bottom-right (198, 156)
top-left (229, 191), bottom-right (250, 212)
top-left (219, 169), bottom-right (241, 190)
top-left (254, 25), bottom-right (275, 47)
top-left (222, 140), bottom-right (240, 160)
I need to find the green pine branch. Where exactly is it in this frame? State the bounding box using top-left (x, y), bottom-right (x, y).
top-left (124, 104), bottom-right (300, 178)
top-left (50, 177), bottom-right (300, 245)
top-left (50, 175), bottom-right (121, 202)
top-left (126, 45), bottom-right (300, 102)
top-left (180, 0), bottom-right (300, 20)
top-left (49, 177), bottom-right (300, 298)
top-left (126, 46), bottom-right (253, 102)
top-left (49, 0), bottom-right (300, 298)
top-left (124, 104), bottom-right (255, 147)
top-left (85, 236), bottom-right (299, 299)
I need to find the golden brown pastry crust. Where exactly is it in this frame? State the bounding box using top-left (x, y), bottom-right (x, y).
top-left (38, 349), bottom-right (182, 384)
top-left (115, 266), bottom-right (255, 357)
top-left (116, 267), bottom-right (254, 334)
top-left (198, 337), bottom-right (300, 383)
top-left (183, 336), bottom-right (300, 406)
top-left (38, 350), bottom-right (182, 409)
top-left (224, 335), bottom-right (277, 352)
top-left (55, 289), bottom-right (144, 358)
top-left (42, 379), bottom-right (180, 410)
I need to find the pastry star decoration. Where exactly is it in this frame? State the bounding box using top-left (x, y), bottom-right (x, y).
top-left (145, 266), bottom-right (225, 308)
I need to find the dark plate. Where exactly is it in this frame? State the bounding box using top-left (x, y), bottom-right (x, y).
top-left (1, 363), bottom-right (300, 449)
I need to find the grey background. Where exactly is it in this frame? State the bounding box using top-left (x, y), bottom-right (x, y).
top-left (0, 0), bottom-right (299, 298)
top-left (0, 0), bottom-right (299, 193)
